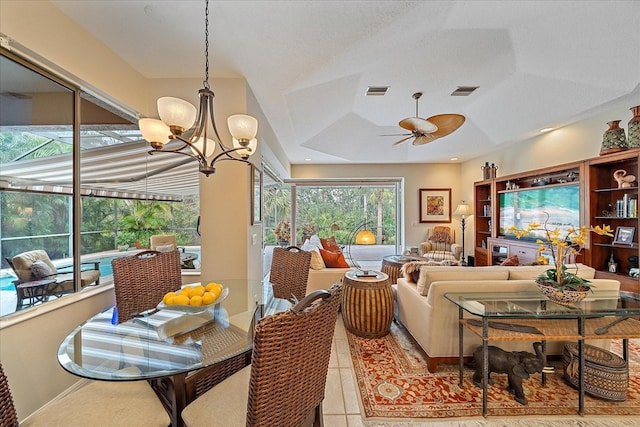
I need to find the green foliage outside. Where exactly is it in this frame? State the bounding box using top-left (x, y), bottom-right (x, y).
top-left (263, 184), bottom-right (397, 246)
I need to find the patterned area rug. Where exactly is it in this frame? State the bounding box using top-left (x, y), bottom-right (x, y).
top-left (347, 322), bottom-right (640, 419)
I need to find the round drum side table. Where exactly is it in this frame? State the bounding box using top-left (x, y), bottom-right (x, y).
top-left (341, 270), bottom-right (393, 338)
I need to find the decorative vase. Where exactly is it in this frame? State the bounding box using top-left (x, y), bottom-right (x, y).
top-left (536, 281), bottom-right (589, 306)
top-left (628, 105), bottom-right (640, 149)
top-left (600, 120), bottom-right (627, 155)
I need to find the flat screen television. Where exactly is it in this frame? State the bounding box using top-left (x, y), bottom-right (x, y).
top-left (499, 184), bottom-right (580, 240)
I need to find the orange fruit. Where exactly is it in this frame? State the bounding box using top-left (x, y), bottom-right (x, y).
top-left (209, 287), bottom-right (222, 300)
top-left (205, 282), bottom-right (221, 292)
top-left (173, 294), bottom-right (190, 306)
top-left (189, 295), bottom-right (203, 306)
top-left (163, 292), bottom-right (176, 305)
top-left (191, 285), bottom-right (205, 297)
top-left (202, 292), bottom-right (215, 305)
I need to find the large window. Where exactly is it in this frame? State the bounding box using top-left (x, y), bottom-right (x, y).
top-left (0, 49), bottom-right (201, 317)
top-left (263, 178), bottom-right (403, 269)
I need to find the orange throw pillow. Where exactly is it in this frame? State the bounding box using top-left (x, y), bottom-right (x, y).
top-left (320, 236), bottom-right (341, 252)
top-left (319, 248), bottom-right (349, 268)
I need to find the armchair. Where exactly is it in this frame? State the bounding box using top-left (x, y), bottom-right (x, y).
top-left (7, 249), bottom-right (100, 310)
top-left (419, 226), bottom-right (462, 263)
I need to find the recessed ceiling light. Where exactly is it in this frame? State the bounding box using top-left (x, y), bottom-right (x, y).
top-left (450, 157), bottom-right (458, 161)
top-left (304, 158), bottom-right (311, 161)
top-left (539, 127), bottom-right (554, 133)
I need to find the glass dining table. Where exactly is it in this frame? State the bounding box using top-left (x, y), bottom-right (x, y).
top-left (57, 280), bottom-right (289, 427)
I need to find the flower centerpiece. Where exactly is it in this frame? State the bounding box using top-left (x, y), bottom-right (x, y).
top-left (273, 219), bottom-right (291, 246)
top-left (508, 215), bottom-right (613, 305)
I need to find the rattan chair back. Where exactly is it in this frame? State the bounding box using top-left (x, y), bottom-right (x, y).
top-left (0, 362), bottom-right (19, 427)
top-left (111, 250), bottom-right (182, 323)
top-left (246, 283), bottom-right (342, 426)
top-left (269, 246), bottom-right (311, 302)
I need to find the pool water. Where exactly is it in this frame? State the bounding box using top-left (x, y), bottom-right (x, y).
top-left (0, 249), bottom-right (200, 291)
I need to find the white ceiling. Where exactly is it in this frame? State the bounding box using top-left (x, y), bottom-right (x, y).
top-left (51, 0), bottom-right (640, 165)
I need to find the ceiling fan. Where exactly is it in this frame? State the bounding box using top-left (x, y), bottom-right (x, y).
top-left (384, 92), bottom-right (465, 146)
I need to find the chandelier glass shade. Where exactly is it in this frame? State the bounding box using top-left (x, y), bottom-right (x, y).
top-left (138, 0), bottom-right (258, 177)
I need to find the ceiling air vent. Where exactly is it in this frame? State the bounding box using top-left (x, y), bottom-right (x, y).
top-left (451, 86), bottom-right (479, 96)
top-left (366, 86), bottom-right (389, 96)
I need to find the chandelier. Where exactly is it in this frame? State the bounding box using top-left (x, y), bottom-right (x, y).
top-left (138, 0), bottom-right (258, 176)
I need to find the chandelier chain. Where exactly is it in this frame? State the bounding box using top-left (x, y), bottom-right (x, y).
top-left (203, 0), bottom-right (210, 89)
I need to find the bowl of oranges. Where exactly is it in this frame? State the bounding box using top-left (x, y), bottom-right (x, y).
top-left (157, 282), bottom-right (228, 314)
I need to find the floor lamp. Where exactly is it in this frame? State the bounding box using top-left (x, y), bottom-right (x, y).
top-left (453, 201), bottom-right (472, 266)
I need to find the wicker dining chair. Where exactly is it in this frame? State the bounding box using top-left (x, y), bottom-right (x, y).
top-left (111, 250), bottom-right (182, 323)
top-left (0, 362), bottom-right (169, 427)
top-left (269, 246), bottom-right (312, 303)
top-left (182, 283), bottom-right (342, 427)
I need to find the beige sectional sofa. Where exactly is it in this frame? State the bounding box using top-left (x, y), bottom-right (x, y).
top-left (395, 263), bottom-right (621, 372)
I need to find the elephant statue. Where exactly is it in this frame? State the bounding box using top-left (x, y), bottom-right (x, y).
top-left (613, 169), bottom-right (636, 188)
top-left (472, 342), bottom-right (546, 405)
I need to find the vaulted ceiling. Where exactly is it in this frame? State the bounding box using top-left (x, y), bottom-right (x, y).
top-left (51, 0), bottom-right (640, 164)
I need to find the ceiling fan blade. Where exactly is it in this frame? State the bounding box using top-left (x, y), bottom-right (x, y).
top-left (380, 133), bottom-right (412, 136)
top-left (426, 114), bottom-right (465, 138)
top-left (399, 117), bottom-right (438, 133)
top-left (412, 134), bottom-right (437, 146)
top-left (392, 136), bottom-right (413, 146)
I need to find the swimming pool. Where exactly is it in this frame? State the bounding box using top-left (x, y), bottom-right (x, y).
top-left (0, 249), bottom-right (201, 291)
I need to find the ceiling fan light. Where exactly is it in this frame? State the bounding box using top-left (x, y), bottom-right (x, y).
top-left (232, 137), bottom-right (257, 158)
top-left (228, 114), bottom-right (258, 141)
top-left (399, 117), bottom-right (438, 133)
top-left (139, 118), bottom-right (171, 146)
top-left (157, 97), bottom-right (197, 133)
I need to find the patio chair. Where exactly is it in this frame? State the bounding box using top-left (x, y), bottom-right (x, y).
top-left (149, 234), bottom-right (183, 252)
top-left (111, 250), bottom-right (182, 323)
top-left (269, 246), bottom-right (312, 303)
top-left (7, 250), bottom-right (100, 310)
top-left (182, 283), bottom-right (342, 427)
top-left (0, 361), bottom-right (169, 427)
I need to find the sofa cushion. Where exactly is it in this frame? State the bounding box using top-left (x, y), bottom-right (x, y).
top-left (423, 251), bottom-right (458, 262)
top-left (301, 238), bottom-right (326, 270)
top-left (507, 263), bottom-right (596, 280)
top-left (416, 266), bottom-right (510, 296)
top-left (319, 248), bottom-right (349, 268)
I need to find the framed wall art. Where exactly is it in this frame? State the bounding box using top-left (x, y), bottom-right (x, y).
top-left (251, 164), bottom-right (262, 225)
top-left (419, 188), bottom-right (452, 223)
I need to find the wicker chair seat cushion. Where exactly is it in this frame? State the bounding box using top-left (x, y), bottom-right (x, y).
top-left (10, 250), bottom-right (57, 282)
top-left (182, 365), bottom-right (251, 426)
top-left (20, 380), bottom-right (170, 427)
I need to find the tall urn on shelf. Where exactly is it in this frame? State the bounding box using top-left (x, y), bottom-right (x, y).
top-left (628, 106), bottom-right (640, 149)
top-left (600, 120), bottom-right (627, 155)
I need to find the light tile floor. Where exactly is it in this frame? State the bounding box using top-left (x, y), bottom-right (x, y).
top-left (325, 317), bottom-right (637, 427)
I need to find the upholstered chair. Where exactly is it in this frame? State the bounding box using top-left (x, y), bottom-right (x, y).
top-left (419, 226), bottom-right (463, 263)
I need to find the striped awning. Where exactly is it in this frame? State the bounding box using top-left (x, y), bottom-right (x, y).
top-left (1, 139), bottom-right (201, 201)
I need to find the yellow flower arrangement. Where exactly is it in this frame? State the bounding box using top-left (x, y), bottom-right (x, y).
top-left (508, 216), bottom-right (613, 292)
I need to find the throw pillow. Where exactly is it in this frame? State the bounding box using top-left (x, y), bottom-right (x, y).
top-left (30, 260), bottom-right (55, 280)
top-left (301, 239), bottom-right (326, 270)
top-left (401, 261), bottom-right (426, 283)
top-left (500, 255), bottom-right (520, 266)
top-left (320, 236), bottom-right (341, 253)
top-left (429, 226), bottom-right (452, 244)
top-left (319, 248), bottom-right (349, 268)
